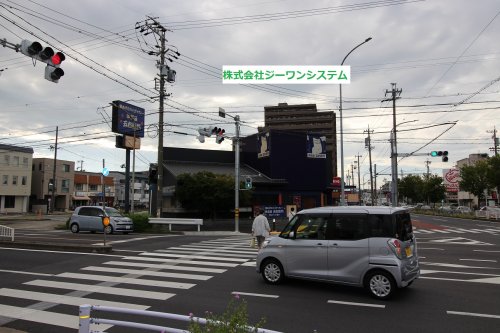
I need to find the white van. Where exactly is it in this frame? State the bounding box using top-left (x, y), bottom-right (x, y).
top-left (256, 206), bottom-right (420, 299)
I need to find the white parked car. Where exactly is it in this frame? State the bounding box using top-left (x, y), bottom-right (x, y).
top-left (455, 206), bottom-right (471, 214)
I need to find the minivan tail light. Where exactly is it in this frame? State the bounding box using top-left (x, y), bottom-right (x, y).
top-left (388, 239), bottom-right (403, 259)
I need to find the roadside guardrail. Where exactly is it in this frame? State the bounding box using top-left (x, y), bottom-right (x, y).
top-left (0, 224), bottom-right (14, 241)
top-left (78, 304), bottom-right (282, 333)
top-left (149, 217), bottom-right (203, 232)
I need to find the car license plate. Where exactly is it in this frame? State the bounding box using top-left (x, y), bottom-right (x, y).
top-left (125, 226), bottom-right (130, 230)
top-left (405, 247), bottom-right (413, 257)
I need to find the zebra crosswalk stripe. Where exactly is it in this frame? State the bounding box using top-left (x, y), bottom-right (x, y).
top-left (0, 304), bottom-right (112, 331)
top-left (138, 252), bottom-right (248, 262)
top-left (56, 272), bottom-right (196, 289)
top-left (81, 266), bottom-right (212, 281)
top-left (0, 288), bottom-right (149, 310)
top-left (101, 260), bottom-right (227, 273)
top-left (25, 280), bottom-right (175, 300)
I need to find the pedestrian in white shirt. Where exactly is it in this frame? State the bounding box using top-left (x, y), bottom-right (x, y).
top-left (252, 208), bottom-right (270, 249)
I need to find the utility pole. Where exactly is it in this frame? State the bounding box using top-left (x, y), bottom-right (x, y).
top-left (364, 126), bottom-right (375, 205)
top-left (425, 159), bottom-right (431, 179)
top-left (234, 115), bottom-right (241, 232)
top-left (51, 126), bottom-right (58, 213)
top-left (487, 127), bottom-right (498, 156)
top-left (355, 154), bottom-right (362, 205)
top-left (385, 83), bottom-right (402, 207)
top-left (374, 164), bottom-right (377, 204)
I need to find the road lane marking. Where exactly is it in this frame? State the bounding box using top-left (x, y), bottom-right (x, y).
top-left (0, 247), bottom-right (125, 257)
top-left (25, 280), bottom-right (175, 300)
top-left (327, 300), bottom-right (385, 309)
top-left (447, 311), bottom-right (500, 319)
top-left (158, 249), bottom-right (256, 258)
top-left (56, 272), bottom-right (195, 289)
top-left (0, 269), bottom-right (53, 277)
top-left (431, 229), bottom-right (450, 233)
top-left (420, 261), bottom-right (500, 269)
top-left (0, 304), bottom-right (112, 330)
top-left (92, 235), bottom-right (168, 245)
top-left (232, 291), bottom-right (279, 298)
top-left (459, 259), bottom-right (497, 263)
top-left (0, 288), bottom-right (149, 310)
top-left (420, 269), bottom-right (500, 277)
top-left (240, 261), bottom-right (256, 266)
top-left (174, 246), bottom-right (259, 254)
top-left (102, 260), bottom-right (226, 273)
top-left (474, 250), bottom-right (500, 253)
top-left (81, 266), bottom-right (213, 280)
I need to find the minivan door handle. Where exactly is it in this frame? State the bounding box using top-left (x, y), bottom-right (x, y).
top-left (316, 243), bottom-right (324, 246)
top-left (331, 243), bottom-right (338, 247)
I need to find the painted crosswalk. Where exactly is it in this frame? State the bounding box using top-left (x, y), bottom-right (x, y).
top-left (0, 235), bottom-right (257, 332)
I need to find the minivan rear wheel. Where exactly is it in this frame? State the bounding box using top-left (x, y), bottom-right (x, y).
top-left (262, 259), bottom-right (284, 284)
top-left (104, 225), bottom-right (113, 234)
top-left (365, 270), bottom-right (395, 300)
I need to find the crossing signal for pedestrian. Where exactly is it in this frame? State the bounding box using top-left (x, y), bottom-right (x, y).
top-left (20, 39), bottom-right (65, 83)
top-left (245, 176), bottom-right (252, 189)
top-left (148, 163), bottom-right (158, 184)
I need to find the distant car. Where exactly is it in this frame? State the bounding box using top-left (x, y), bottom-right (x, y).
top-left (420, 205), bottom-right (431, 210)
top-left (455, 206), bottom-right (471, 214)
top-left (69, 206), bottom-right (134, 234)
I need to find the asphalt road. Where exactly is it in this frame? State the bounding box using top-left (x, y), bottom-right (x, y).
top-left (0, 214), bottom-right (499, 332)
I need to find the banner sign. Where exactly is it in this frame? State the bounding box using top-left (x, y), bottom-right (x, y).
top-left (264, 205), bottom-right (286, 218)
top-left (257, 132), bottom-right (270, 158)
top-left (306, 134), bottom-right (327, 158)
top-left (443, 168), bottom-right (460, 193)
top-left (112, 100), bottom-right (145, 138)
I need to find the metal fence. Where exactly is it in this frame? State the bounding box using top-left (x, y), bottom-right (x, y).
top-left (0, 224), bottom-right (14, 241)
top-left (79, 304), bottom-right (283, 333)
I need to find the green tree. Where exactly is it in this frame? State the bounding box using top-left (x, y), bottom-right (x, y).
top-left (175, 172), bottom-right (251, 219)
top-left (398, 175), bottom-right (424, 203)
top-left (487, 155), bottom-right (500, 200)
top-left (459, 160), bottom-right (490, 204)
top-left (423, 174), bottom-right (446, 204)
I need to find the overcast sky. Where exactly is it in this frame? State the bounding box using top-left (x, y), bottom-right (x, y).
top-left (1, 0), bottom-right (499, 188)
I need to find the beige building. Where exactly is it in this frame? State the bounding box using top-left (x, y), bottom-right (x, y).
top-left (31, 158), bottom-right (75, 212)
top-left (74, 171), bottom-right (115, 208)
top-left (0, 144), bottom-right (34, 213)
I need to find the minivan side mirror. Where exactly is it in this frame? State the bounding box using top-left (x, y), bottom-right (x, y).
top-left (289, 231), bottom-right (295, 239)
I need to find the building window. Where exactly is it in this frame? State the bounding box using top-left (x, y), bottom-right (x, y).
top-left (4, 155), bottom-right (9, 166)
top-left (13, 156), bottom-right (19, 167)
top-left (4, 196), bottom-right (15, 208)
top-left (75, 183), bottom-right (83, 191)
top-left (22, 176), bottom-right (27, 185)
top-left (89, 184), bottom-right (98, 191)
top-left (12, 176), bottom-right (18, 185)
top-left (63, 164), bottom-right (70, 172)
top-left (23, 157), bottom-right (29, 168)
top-left (61, 179), bottom-right (70, 193)
top-left (2, 175), bottom-right (8, 185)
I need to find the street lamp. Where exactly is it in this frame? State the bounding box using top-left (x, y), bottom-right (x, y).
top-left (339, 37), bottom-right (372, 206)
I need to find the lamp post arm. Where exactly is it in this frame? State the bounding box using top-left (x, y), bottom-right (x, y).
top-left (341, 38), bottom-right (372, 65)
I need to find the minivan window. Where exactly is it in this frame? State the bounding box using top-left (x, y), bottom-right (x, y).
top-left (280, 215), bottom-right (300, 238)
top-left (294, 215), bottom-right (328, 240)
top-left (329, 214), bottom-right (368, 240)
top-left (368, 214), bottom-right (394, 238)
top-left (395, 213), bottom-right (413, 241)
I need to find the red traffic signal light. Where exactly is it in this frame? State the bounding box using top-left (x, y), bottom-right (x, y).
top-left (50, 52), bottom-right (65, 66)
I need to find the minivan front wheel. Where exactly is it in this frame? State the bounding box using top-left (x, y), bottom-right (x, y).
top-left (365, 270), bottom-right (395, 300)
top-left (262, 259), bottom-right (284, 284)
top-left (70, 223), bottom-right (79, 233)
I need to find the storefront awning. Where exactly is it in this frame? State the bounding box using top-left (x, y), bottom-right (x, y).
top-left (72, 196), bottom-right (90, 201)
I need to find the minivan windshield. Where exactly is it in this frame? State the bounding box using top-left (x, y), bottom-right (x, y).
top-left (104, 207), bottom-right (123, 217)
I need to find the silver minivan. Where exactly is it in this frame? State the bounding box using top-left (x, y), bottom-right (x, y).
top-left (256, 206), bottom-right (419, 299)
top-left (69, 206), bottom-right (134, 234)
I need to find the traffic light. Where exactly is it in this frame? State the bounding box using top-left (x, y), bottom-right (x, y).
top-left (215, 128), bottom-right (225, 144)
top-left (245, 176), bottom-right (252, 189)
top-left (148, 163), bottom-right (158, 184)
top-left (431, 151), bottom-right (448, 161)
top-left (20, 39), bottom-right (65, 83)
